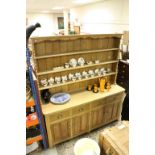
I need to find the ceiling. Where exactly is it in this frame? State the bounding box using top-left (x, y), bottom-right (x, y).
top-left (26, 0), bottom-right (103, 13)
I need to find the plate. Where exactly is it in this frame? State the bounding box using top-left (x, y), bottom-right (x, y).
top-left (50, 93), bottom-right (71, 104)
top-left (69, 58), bottom-right (77, 67)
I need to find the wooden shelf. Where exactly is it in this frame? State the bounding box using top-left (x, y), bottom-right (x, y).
top-left (39, 72), bottom-right (116, 90)
top-left (37, 60), bottom-right (118, 76)
top-left (34, 48), bottom-right (119, 59)
top-left (26, 135), bottom-right (42, 145)
top-left (26, 97), bottom-right (35, 108)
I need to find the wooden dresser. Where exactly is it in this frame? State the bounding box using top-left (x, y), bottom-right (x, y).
top-left (30, 34), bottom-right (125, 147)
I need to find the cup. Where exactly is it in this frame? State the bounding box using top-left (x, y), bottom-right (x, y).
top-left (40, 78), bottom-right (48, 87)
top-left (48, 77), bottom-right (54, 85)
top-left (95, 60), bottom-right (100, 64)
top-left (61, 75), bottom-right (67, 83)
top-left (55, 76), bottom-right (61, 84)
top-left (64, 63), bottom-right (70, 68)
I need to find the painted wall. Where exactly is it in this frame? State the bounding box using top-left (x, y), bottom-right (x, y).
top-left (26, 13), bottom-right (63, 36)
top-left (70, 0), bottom-right (129, 34)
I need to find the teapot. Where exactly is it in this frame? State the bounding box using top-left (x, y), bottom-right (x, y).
top-left (99, 77), bottom-right (106, 92)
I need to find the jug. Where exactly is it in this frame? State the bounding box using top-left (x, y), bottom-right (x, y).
top-left (99, 77), bottom-right (106, 92)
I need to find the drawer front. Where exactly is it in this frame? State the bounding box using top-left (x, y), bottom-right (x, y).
top-left (91, 99), bottom-right (107, 108)
top-left (49, 110), bottom-right (71, 123)
top-left (72, 104), bottom-right (89, 116)
top-left (106, 93), bottom-right (123, 103)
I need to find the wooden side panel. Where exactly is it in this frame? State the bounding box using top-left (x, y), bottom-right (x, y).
top-left (34, 42), bottom-right (45, 56)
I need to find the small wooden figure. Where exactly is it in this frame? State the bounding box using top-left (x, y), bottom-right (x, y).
top-left (106, 82), bottom-right (111, 91)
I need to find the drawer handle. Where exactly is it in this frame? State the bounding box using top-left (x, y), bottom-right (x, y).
top-left (57, 114), bottom-right (62, 119)
top-left (79, 108), bottom-right (83, 112)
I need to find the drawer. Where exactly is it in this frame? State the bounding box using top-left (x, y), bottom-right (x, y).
top-left (72, 104), bottom-right (89, 116)
top-left (91, 99), bottom-right (106, 108)
top-left (49, 110), bottom-right (71, 123)
top-left (106, 93), bottom-right (123, 103)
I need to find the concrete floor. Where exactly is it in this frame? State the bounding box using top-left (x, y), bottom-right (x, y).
top-left (31, 147), bottom-right (58, 155)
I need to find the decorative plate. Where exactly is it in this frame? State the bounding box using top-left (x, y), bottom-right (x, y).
top-left (69, 58), bottom-right (77, 67)
top-left (50, 93), bottom-right (71, 105)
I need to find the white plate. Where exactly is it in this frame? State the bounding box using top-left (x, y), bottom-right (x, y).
top-left (69, 58), bottom-right (77, 67)
top-left (50, 93), bottom-right (71, 104)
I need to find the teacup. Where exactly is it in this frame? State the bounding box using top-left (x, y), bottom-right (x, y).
top-left (61, 75), bottom-right (67, 83)
top-left (95, 60), bottom-right (100, 64)
top-left (94, 69), bottom-right (99, 75)
top-left (107, 68), bottom-right (111, 73)
top-left (48, 77), bottom-right (54, 85)
top-left (82, 71), bottom-right (88, 78)
top-left (64, 63), bottom-right (70, 68)
top-left (55, 76), bottom-right (61, 84)
top-left (68, 73), bottom-right (74, 80)
top-left (88, 70), bottom-right (94, 77)
top-left (40, 78), bottom-right (48, 87)
top-left (75, 72), bottom-right (82, 80)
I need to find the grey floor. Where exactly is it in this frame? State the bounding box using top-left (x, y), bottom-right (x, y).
top-left (30, 147), bottom-right (58, 155)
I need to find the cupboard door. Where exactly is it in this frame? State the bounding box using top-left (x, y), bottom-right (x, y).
top-left (50, 119), bottom-right (71, 144)
top-left (90, 107), bottom-right (105, 129)
top-left (72, 113), bottom-right (89, 137)
top-left (111, 101), bottom-right (121, 120)
top-left (104, 103), bottom-right (114, 123)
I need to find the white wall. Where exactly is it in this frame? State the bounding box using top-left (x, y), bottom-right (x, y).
top-left (70, 0), bottom-right (129, 34)
top-left (27, 13), bottom-right (63, 36)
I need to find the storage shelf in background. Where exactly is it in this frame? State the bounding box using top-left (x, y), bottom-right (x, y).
top-left (26, 97), bottom-right (35, 108)
top-left (39, 72), bottom-right (116, 90)
top-left (26, 135), bottom-right (42, 145)
top-left (26, 118), bottom-right (39, 128)
top-left (37, 60), bottom-right (118, 76)
top-left (34, 48), bottom-right (119, 59)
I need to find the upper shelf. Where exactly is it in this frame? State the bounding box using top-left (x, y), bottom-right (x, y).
top-left (34, 48), bottom-right (119, 59)
top-left (37, 60), bottom-right (118, 76)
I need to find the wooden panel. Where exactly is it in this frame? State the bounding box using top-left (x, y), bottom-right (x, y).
top-left (72, 113), bottom-right (89, 136)
top-left (50, 119), bottom-right (71, 144)
top-left (73, 39), bottom-right (81, 51)
top-left (104, 103), bottom-right (114, 123)
top-left (49, 109), bottom-right (71, 123)
top-left (72, 104), bottom-right (89, 116)
top-left (45, 41), bottom-right (52, 55)
top-left (90, 106), bottom-right (105, 129)
top-left (51, 40), bottom-right (60, 54)
top-left (91, 98), bottom-right (107, 108)
top-left (34, 42), bottom-right (45, 56)
top-left (37, 59), bottom-right (47, 72)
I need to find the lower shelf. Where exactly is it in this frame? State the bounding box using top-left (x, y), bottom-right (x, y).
top-left (26, 135), bottom-right (42, 145)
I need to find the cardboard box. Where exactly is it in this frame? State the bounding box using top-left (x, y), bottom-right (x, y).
top-left (99, 121), bottom-right (129, 155)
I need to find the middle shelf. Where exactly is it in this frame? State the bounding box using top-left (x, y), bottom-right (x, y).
top-left (39, 72), bottom-right (117, 90)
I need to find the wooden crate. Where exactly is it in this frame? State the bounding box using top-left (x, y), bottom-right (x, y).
top-left (99, 121), bottom-right (129, 155)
